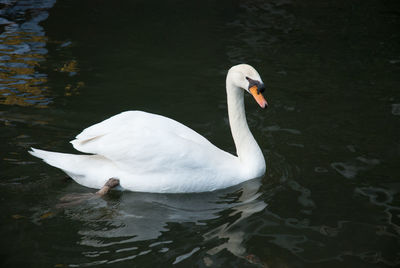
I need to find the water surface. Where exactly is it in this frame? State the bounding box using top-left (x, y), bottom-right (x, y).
top-left (1, 0), bottom-right (399, 267)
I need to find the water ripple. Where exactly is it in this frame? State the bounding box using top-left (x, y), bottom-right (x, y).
top-left (0, 0), bottom-right (55, 107)
top-left (223, 0), bottom-right (295, 63)
top-left (50, 179), bottom-right (267, 266)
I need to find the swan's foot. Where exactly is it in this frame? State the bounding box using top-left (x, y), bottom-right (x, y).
top-left (59, 193), bottom-right (94, 202)
top-left (96, 178), bottom-right (120, 196)
top-left (56, 178), bottom-right (120, 208)
top-left (56, 193), bottom-right (95, 208)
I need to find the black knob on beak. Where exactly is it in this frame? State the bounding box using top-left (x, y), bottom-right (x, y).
top-left (257, 83), bottom-right (265, 94)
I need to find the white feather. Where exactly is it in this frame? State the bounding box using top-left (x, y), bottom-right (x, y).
top-left (29, 64), bottom-right (266, 193)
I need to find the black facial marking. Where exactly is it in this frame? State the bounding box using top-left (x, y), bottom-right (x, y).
top-left (246, 77), bottom-right (265, 94)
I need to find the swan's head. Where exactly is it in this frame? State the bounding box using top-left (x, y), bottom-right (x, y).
top-left (227, 64), bottom-right (268, 108)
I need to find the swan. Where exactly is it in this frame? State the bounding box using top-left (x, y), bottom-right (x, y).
top-left (29, 64), bottom-right (268, 193)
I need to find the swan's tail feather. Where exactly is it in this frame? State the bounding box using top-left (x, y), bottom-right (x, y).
top-left (29, 148), bottom-right (114, 189)
top-left (29, 148), bottom-right (86, 174)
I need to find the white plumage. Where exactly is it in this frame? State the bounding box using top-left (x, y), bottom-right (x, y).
top-left (30, 64), bottom-right (268, 193)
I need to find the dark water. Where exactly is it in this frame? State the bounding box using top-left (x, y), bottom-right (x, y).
top-left (1, 0), bottom-right (400, 267)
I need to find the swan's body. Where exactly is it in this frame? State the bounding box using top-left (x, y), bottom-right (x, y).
top-left (30, 64), bottom-right (268, 193)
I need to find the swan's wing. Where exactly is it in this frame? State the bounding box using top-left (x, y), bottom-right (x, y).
top-left (72, 111), bottom-right (212, 150)
top-left (70, 111), bottom-right (229, 173)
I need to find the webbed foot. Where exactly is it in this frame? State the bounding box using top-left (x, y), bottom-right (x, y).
top-left (57, 178), bottom-right (120, 208)
top-left (57, 193), bottom-right (95, 208)
top-left (96, 178), bottom-right (120, 196)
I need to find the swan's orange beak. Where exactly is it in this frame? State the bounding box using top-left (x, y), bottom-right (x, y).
top-left (249, 86), bottom-right (268, 109)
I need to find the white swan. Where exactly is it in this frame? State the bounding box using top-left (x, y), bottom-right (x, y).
top-left (29, 64), bottom-right (268, 193)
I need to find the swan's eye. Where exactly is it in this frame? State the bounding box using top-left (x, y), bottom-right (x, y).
top-left (246, 77), bottom-right (265, 94)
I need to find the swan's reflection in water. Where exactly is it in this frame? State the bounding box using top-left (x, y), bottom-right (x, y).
top-left (62, 178), bottom-right (266, 265)
top-left (203, 179), bottom-right (266, 258)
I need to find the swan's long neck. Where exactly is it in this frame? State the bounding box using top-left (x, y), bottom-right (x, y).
top-left (226, 77), bottom-right (266, 177)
